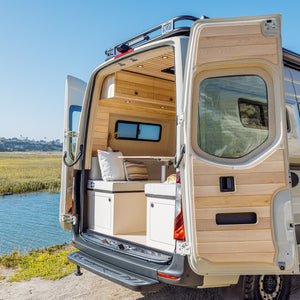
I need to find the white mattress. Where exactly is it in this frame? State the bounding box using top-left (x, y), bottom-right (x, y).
top-left (87, 179), bottom-right (159, 193)
top-left (145, 183), bottom-right (176, 197)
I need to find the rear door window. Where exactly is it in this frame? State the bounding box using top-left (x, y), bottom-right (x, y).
top-left (197, 75), bottom-right (268, 158)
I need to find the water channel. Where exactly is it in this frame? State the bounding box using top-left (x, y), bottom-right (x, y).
top-left (0, 193), bottom-right (71, 255)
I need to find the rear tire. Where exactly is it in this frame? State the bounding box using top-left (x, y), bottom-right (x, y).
top-left (243, 275), bottom-right (291, 300)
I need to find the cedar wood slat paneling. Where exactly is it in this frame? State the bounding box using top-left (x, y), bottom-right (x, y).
top-left (195, 22), bottom-right (278, 65)
top-left (92, 65), bottom-right (176, 155)
top-left (125, 51), bottom-right (174, 81)
top-left (193, 148), bottom-right (286, 263)
top-left (115, 71), bottom-right (175, 103)
top-left (200, 253), bottom-right (274, 264)
top-left (197, 229), bottom-right (273, 242)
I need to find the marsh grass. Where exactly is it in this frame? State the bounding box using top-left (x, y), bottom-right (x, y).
top-left (0, 152), bottom-right (61, 194)
top-left (0, 244), bottom-right (77, 282)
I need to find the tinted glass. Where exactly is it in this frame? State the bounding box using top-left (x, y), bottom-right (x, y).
top-left (197, 75), bottom-right (268, 158)
top-left (115, 121), bottom-right (161, 141)
top-left (117, 122), bottom-right (138, 139)
top-left (138, 124), bottom-right (161, 141)
top-left (69, 105), bottom-right (82, 154)
top-left (69, 105), bottom-right (82, 132)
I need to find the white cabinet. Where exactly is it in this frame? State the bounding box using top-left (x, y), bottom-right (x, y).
top-left (147, 197), bottom-right (175, 249)
top-left (87, 190), bottom-right (146, 235)
top-left (145, 183), bottom-right (176, 251)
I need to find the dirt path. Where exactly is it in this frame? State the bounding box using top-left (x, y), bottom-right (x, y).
top-left (1, 266), bottom-right (300, 300)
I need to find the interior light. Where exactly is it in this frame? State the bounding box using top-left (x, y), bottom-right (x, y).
top-left (162, 56), bottom-right (168, 59)
top-left (125, 100), bottom-right (131, 104)
top-left (137, 65), bottom-right (143, 68)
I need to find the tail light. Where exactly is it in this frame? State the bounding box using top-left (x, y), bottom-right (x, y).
top-left (157, 272), bottom-right (179, 280)
top-left (174, 171), bottom-right (185, 241)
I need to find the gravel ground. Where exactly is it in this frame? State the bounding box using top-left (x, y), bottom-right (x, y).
top-left (1, 266), bottom-right (300, 300)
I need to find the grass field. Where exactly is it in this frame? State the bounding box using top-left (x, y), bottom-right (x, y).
top-left (0, 152), bottom-right (62, 194)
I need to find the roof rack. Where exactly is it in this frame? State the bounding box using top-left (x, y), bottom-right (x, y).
top-left (105, 15), bottom-right (200, 59)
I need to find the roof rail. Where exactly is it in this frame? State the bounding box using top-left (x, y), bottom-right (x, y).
top-left (105, 15), bottom-right (200, 59)
top-left (283, 48), bottom-right (300, 72)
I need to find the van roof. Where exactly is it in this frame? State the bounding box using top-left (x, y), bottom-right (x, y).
top-left (105, 15), bottom-right (199, 59)
top-left (104, 15), bottom-right (300, 72)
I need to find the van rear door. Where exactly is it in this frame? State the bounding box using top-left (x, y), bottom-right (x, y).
top-left (182, 15), bottom-right (298, 274)
top-left (60, 75), bottom-right (87, 231)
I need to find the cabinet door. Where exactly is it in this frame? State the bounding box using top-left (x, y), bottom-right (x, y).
top-left (148, 198), bottom-right (175, 245)
top-left (94, 194), bottom-right (113, 231)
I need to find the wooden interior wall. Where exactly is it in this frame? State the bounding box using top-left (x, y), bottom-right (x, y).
top-left (92, 103), bottom-right (176, 156)
top-left (91, 70), bottom-right (176, 157)
top-left (192, 149), bottom-right (287, 263)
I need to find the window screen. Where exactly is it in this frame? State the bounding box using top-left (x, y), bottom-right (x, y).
top-left (115, 121), bottom-right (161, 142)
top-left (197, 75), bottom-right (268, 158)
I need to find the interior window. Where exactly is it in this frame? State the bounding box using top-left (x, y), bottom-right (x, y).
top-left (239, 99), bottom-right (268, 130)
top-left (115, 120), bottom-right (161, 142)
top-left (197, 75), bottom-right (268, 158)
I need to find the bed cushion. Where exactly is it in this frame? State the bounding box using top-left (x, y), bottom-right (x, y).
top-left (145, 183), bottom-right (176, 198)
top-left (87, 180), bottom-right (160, 193)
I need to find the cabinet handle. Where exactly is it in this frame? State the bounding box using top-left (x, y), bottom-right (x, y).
top-left (108, 198), bottom-right (111, 202)
top-left (151, 203), bottom-right (154, 208)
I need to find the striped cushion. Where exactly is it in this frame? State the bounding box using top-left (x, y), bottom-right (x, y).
top-left (124, 161), bottom-right (148, 181)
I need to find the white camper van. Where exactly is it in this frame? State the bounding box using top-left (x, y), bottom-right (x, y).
top-left (60, 15), bottom-right (300, 299)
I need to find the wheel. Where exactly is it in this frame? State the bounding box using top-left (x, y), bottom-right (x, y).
top-left (243, 275), bottom-right (291, 300)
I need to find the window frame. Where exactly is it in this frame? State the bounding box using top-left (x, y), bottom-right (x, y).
top-left (114, 120), bottom-right (162, 142)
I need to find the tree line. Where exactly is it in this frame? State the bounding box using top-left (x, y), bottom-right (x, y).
top-left (0, 137), bottom-right (62, 152)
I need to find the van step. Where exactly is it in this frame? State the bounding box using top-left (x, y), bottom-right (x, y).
top-left (68, 251), bottom-right (162, 292)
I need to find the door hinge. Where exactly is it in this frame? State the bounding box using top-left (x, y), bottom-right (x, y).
top-left (61, 214), bottom-right (77, 225)
top-left (176, 241), bottom-right (191, 256)
top-left (177, 114), bottom-right (184, 126)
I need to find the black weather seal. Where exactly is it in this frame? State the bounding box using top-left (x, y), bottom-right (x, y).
top-left (63, 144), bottom-right (83, 167)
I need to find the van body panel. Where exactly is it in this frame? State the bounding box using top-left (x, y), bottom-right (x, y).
top-left (60, 75), bottom-right (86, 231)
top-left (182, 15), bottom-right (298, 274)
top-left (62, 15), bottom-right (300, 294)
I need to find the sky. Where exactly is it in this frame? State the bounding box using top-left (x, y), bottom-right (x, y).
top-left (0, 0), bottom-right (299, 141)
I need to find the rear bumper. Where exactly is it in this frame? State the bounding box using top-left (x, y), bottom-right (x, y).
top-left (70, 233), bottom-right (203, 291)
top-left (68, 251), bottom-right (162, 292)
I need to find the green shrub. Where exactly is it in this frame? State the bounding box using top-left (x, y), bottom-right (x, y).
top-left (0, 244), bottom-right (77, 282)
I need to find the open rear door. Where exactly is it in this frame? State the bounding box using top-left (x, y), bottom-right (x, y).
top-left (182, 15), bottom-right (298, 274)
top-left (60, 75), bottom-right (86, 231)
